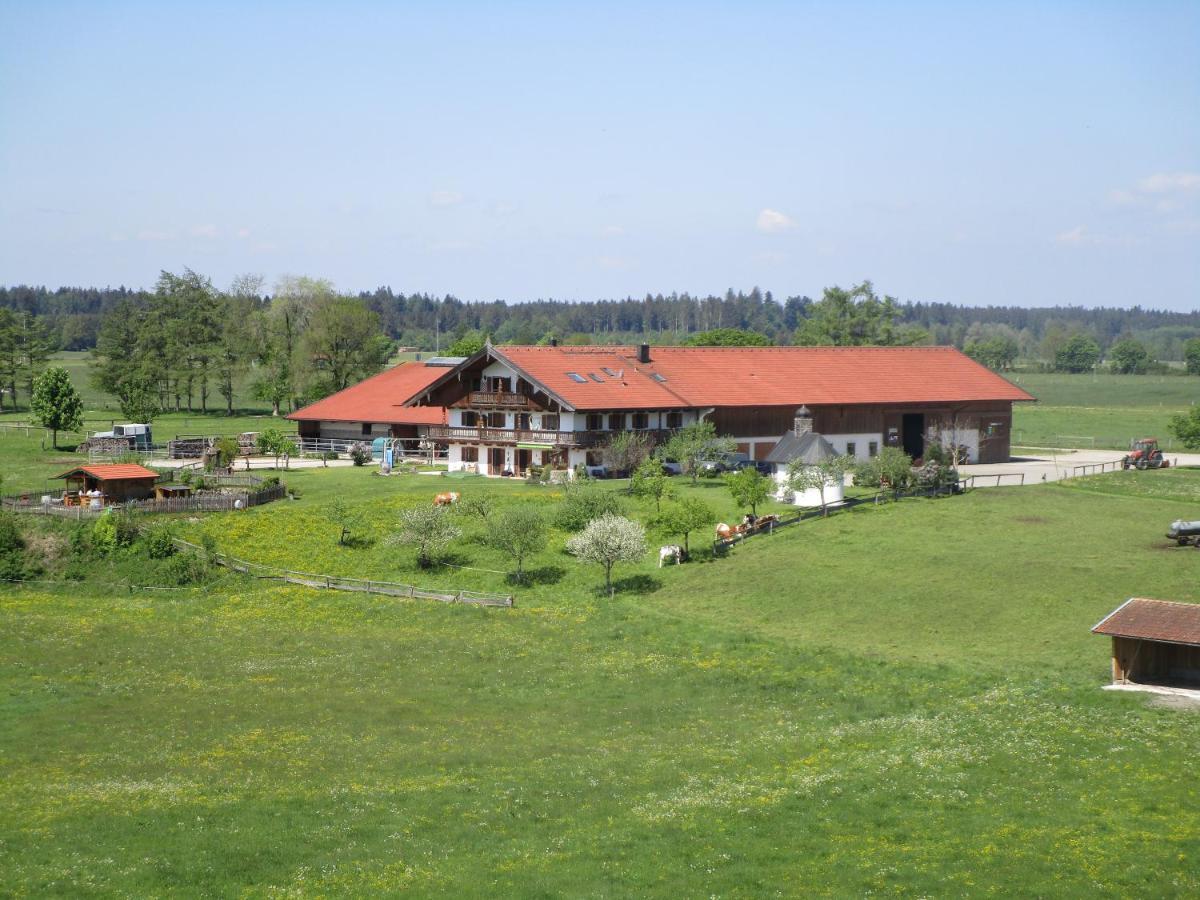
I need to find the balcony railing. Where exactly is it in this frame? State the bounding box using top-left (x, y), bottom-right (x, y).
top-left (426, 426), bottom-right (675, 448)
top-left (468, 391), bottom-right (531, 408)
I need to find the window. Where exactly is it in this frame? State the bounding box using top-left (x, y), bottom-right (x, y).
top-left (632, 412), bottom-right (649, 430)
top-left (361, 423), bottom-right (372, 436)
top-left (846, 442), bottom-right (856, 457)
top-left (486, 412), bottom-right (506, 428)
top-left (461, 411), bottom-right (478, 427)
top-left (585, 450), bottom-right (603, 467)
top-left (589, 373), bottom-right (604, 383)
top-left (586, 413), bottom-right (604, 430)
top-left (868, 441), bottom-right (879, 457)
top-left (542, 414), bottom-right (560, 430)
top-left (460, 446), bottom-right (478, 463)
top-left (567, 372), bottom-right (587, 383)
top-left (650, 372), bottom-right (667, 382)
top-left (601, 367), bottom-right (620, 377)
top-left (609, 413), bottom-right (625, 430)
top-left (514, 413), bottom-right (530, 430)
top-left (666, 412), bottom-right (683, 428)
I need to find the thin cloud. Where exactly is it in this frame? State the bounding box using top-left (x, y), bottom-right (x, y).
top-left (430, 190), bottom-right (464, 208)
top-left (756, 208), bottom-right (796, 233)
top-left (136, 228), bottom-right (174, 241)
top-left (1138, 172), bottom-right (1200, 194)
top-left (190, 223), bottom-right (220, 238)
top-left (600, 225), bottom-right (625, 237)
top-left (235, 227), bottom-right (251, 239)
top-left (1055, 225), bottom-right (1089, 246)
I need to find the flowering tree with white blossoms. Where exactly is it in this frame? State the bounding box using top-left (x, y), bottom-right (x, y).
top-left (565, 513), bottom-right (648, 597)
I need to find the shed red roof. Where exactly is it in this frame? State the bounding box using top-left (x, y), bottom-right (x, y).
top-left (473, 345), bottom-right (1034, 411)
top-left (56, 463), bottom-right (159, 481)
top-left (1092, 598), bottom-right (1200, 647)
top-left (287, 362), bottom-right (448, 425)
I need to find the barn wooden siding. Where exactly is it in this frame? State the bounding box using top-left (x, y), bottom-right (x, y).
top-left (1111, 636), bottom-right (1200, 686)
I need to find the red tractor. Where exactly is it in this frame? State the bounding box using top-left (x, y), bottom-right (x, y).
top-left (1122, 437), bottom-right (1170, 470)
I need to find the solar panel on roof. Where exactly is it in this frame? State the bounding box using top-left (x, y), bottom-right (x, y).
top-left (567, 372), bottom-right (587, 382)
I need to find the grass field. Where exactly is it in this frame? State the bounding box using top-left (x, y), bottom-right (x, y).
top-left (1009, 372), bottom-right (1199, 450)
top-left (3, 463), bottom-right (1200, 895)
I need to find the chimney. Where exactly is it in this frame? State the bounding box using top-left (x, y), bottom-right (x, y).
top-left (638, 343), bottom-right (651, 364)
top-left (794, 405), bottom-right (813, 435)
top-left (549, 337), bottom-right (558, 347)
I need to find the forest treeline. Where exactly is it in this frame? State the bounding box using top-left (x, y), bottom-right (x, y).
top-left (2, 275), bottom-right (1199, 414)
top-left (4, 280), bottom-right (1199, 362)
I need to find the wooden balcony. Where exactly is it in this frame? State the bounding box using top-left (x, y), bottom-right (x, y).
top-left (467, 390), bottom-right (532, 409)
top-left (426, 425), bottom-right (603, 447)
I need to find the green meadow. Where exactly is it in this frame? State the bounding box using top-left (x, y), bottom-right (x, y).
top-left (1009, 372), bottom-right (1199, 450)
top-left (3, 463), bottom-right (1200, 896)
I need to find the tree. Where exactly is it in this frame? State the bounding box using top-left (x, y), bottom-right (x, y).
top-left (447, 331), bottom-right (487, 357)
top-left (390, 505), bottom-right (461, 568)
top-left (651, 497), bottom-right (713, 556)
top-left (256, 428), bottom-right (294, 469)
top-left (725, 467), bottom-right (771, 515)
top-left (1168, 406), bottom-right (1200, 450)
top-left (565, 513), bottom-right (647, 597)
top-left (213, 436), bottom-right (241, 469)
top-left (661, 420), bottom-right (737, 484)
top-left (118, 377), bottom-right (160, 424)
top-left (1184, 339), bottom-right (1200, 376)
top-left (1054, 333), bottom-right (1100, 373)
top-left (684, 328), bottom-right (772, 347)
top-left (964, 336), bottom-right (1018, 371)
top-left (1107, 338), bottom-right (1151, 374)
top-left (631, 458), bottom-right (674, 511)
top-left (853, 447), bottom-right (914, 497)
top-left (29, 366), bottom-right (83, 449)
top-left (326, 497), bottom-right (364, 546)
top-left (601, 431), bottom-right (653, 484)
top-left (296, 296), bottom-right (392, 398)
top-left (794, 281), bottom-right (927, 347)
top-left (788, 455), bottom-right (852, 516)
top-left (458, 493), bottom-right (496, 523)
top-left (485, 506), bottom-right (548, 581)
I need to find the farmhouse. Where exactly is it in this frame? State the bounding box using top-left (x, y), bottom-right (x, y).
top-left (1093, 598), bottom-right (1200, 688)
top-left (394, 343), bottom-right (1034, 476)
top-left (287, 358), bottom-right (458, 443)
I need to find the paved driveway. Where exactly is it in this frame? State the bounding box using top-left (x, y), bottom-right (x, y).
top-left (961, 448), bottom-right (1200, 486)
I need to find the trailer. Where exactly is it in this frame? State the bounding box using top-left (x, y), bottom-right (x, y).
top-left (1166, 520), bottom-right (1200, 547)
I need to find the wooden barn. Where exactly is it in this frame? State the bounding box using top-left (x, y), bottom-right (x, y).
top-left (1092, 598), bottom-right (1200, 688)
top-left (55, 463), bottom-right (159, 504)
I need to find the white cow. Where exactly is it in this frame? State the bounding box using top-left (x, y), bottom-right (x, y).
top-left (658, 545), bottom-right (684, 567)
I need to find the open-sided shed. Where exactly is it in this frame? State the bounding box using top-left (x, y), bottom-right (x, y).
top-left (55, 463), bottom-right (159, 504)
top-left (1092, 598), bottom-right (1200, 688)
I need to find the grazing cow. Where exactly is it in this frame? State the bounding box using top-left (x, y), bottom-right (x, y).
top-left (715, 522), bottom-right (745, 542)
top-left (433, 491), bottom-right (460, 507)
top-left (658, 545), bottom-right (684, 567)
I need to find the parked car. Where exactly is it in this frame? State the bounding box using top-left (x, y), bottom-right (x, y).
top-left (699, 452), bottom-right (753, 475)
top-left (658, 460), bottom-right (684, 476)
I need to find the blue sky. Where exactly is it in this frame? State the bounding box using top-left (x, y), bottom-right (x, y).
top-left (1, 1), bottom-right (1197, 308)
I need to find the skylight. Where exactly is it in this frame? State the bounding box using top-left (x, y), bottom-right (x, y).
top-left (650, 373), bottom-right (668, 382)
top-left (588, 373), bottom-right (604, 383)
top-left (601, 367), bottom-right (619, 377)
top-left (566, 372), bottom-right (587, 383)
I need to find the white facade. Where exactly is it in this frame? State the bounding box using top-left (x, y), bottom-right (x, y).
top-left (773, 469), bottom-right (847, 508)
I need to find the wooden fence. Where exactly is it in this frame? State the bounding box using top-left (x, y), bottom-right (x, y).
top-left (0, 483), bottom-right (286, 518)
top-left (1064, 459), bottom-right (1127, 479)
top-left (174, 539), bottom-right (513, 607)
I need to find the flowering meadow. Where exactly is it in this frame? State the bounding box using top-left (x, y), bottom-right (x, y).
top-left (3, 467), bottom-right (1200, 895)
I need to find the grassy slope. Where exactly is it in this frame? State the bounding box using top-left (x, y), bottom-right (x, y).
top-left (1010, 372), bottom-right (1199, 449)
top-left (3, 469), bottom-right (1200, 895)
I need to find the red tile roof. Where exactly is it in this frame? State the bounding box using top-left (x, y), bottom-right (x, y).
top-left (484, 345), bottom-right (1034, 411)
top-left (56, 463), bottom-right (160, 481)
top-left (1092, 598), bottom-right (1200, 647)
top-left (287, 362), bottom-right (448, 425)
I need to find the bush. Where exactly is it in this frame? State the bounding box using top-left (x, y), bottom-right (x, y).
top-left (349, 442), bottom-right (373, 466)
top-left (261, 475), bottom-right (281, 488)
top-left (554, 487), bottom-right (626, 531)
top-left (0, 514), bottom-right (27, 581)
top-left (159, 551), bottom-right (211, 586)
top-left (143, 524), bottom-right (177, 559)
top-left (855, 447), bottom-right (915, 492)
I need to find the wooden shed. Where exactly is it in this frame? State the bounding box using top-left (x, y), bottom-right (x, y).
top-left (1092, 598), bottom-right (1200, 688)
top-left (55, 463), bottom-right (160, 504)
